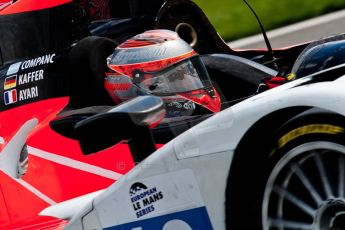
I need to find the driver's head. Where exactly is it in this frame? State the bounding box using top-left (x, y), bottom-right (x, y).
top-left (105, 30), bottom-right (221, 117)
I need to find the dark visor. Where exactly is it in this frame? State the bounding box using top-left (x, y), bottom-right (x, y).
top-left (132, 56), bottom-right (213, 96)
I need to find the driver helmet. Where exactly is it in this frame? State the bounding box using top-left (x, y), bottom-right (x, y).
top-left (105, 29), bottom-right (221, 117)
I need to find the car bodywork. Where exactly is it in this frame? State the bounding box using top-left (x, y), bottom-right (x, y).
top-left (0, 0), bottom-right (157, 228)
top-left (0, 0), bottom-right (333, 229)
top-left (62, 64), bottom-right (345, 229)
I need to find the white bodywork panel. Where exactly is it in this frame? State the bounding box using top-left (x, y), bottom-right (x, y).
top-left (0, 118), bottom-right (37, 178)
top-left (65, 76), bottom-right (345, 229)
top-left (39, 189), bottom-right (104, 220)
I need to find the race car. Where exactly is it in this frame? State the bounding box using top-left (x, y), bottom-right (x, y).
top-left (56, 34), bottom-right (345, 229)
top-left (0, 0), bottom-right (166, 228)
top-left (0, 0), bottom-right (335, 229)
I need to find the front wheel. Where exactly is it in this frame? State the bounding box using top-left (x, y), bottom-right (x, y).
top-left (226, 113), bottom-right (345, 230)
top-left (263, 141), bottom-right (345, 230)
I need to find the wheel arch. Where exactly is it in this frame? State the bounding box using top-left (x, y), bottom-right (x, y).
top-left (234, 106), bottom-right (345, 155)
top-left (225, 105), bottom-right (345, 229)
top-left (235, 106), bottom-right (311, 156)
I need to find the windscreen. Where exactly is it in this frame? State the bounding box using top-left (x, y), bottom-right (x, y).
top-left (291, 34), bottom-right (345, 78)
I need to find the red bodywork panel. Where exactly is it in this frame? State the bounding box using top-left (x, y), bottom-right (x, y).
top-left (0, 0), bottom-right (71, 15)
top-left (0, 0), bottom-right (137, 227)
top-left (0, 0), bottom-right (11, 11)
top-left (0, 97), bottom-right (135, 228)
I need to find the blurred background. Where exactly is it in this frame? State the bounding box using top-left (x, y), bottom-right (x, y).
top-left (194, 0), bottom-right (345, 43)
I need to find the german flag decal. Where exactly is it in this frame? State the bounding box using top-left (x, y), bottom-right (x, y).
top-left (4, 75), bottom-right (17, 90)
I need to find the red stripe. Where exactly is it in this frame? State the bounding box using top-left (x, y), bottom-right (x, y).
top-left (12, 89), bottom-right (16, 102)
top-left (5, 79), bottom-right (15, 85)
top-left (0, 0), bottom-right (71, 15)
top-left (108, 51), bottom-right (197, 76)
top-left (119, 40), bottom-right (157, 48)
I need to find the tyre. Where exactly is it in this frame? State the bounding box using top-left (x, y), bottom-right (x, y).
top-left (68, 36), bottom-right (117, 108)
top-left (226, 112), bottom-right (345, 230)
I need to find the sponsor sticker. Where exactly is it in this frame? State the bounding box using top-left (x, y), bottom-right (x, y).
top-left (5, 53), bottom-right (54, 77)
top-left (0, 53), bottom-right (66, 110)
top-left (100, 169), bottom-right (212, 229)
top-left (2, 68), bottom-right (44, 106)
top-left (18, 70), bottom-right (44, 85)
top-left (18, 86), bottom-right (38, 101)
top-left (129, 182), bottom-right (164, 218)
top-left (20, 54), bottom-right (55, 70)
top-left (4, 75), bottom-right (17, 90)
top-left (4, 89), bottom-right (17, 105)
top-left (278, 124), bottom-right (344, 149)
top-left (124, 170), bottom-right (204, 221)
top-left (3, 86), bottom-right (40, 106)
top-left (6, 62), bottom-right (22, 76)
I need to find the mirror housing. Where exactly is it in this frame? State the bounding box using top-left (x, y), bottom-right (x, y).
top-left (50, 96), bottom-right (165, 162)
top-left (50, 106), bottom-right (111, 139)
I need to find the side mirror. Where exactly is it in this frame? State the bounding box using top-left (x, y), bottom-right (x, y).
top-left (50, 96), bottom-right (165, 162)
top-left (50, 106), bottom-right (112, 139)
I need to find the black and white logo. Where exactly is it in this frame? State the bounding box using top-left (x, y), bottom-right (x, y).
top-left (129, 182), bottom-right (148, 196)
top-left (129, 182), bottom-right (164, 218)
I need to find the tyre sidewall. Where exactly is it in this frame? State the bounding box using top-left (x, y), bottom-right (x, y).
top-left (226, 113), bottom-right (345, 230)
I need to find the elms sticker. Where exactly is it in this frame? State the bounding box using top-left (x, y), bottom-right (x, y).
top-left (130, 182), bottom-right (164, 218)
top-left (101, 169), bottom-right (213, 230)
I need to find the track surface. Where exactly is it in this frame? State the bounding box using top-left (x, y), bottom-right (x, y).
top-left (228, 9), bottom-right (345, 49)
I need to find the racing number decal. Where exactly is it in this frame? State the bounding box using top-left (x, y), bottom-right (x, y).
top-left (278, 124), bottom-right (344, 149)
top-left (110, 208), bottom-right (211, 230)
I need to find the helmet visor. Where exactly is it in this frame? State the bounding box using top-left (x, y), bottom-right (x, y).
top-left (132, 56), bottom-right (213, 96)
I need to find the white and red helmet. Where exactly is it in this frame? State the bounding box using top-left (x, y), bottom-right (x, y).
top-left (105, 29), bottom-right (221, 117)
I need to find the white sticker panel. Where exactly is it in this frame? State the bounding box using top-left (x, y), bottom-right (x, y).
top-left (98, 169), bottom-right (206, 227)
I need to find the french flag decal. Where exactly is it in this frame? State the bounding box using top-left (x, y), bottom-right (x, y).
top-left (4, 89), bottom-right (17, 105)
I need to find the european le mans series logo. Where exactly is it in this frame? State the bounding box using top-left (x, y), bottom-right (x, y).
top-left (129, 182), bottom-right (164, 218)
top-left (4, 75), bottom-right (17, 90)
